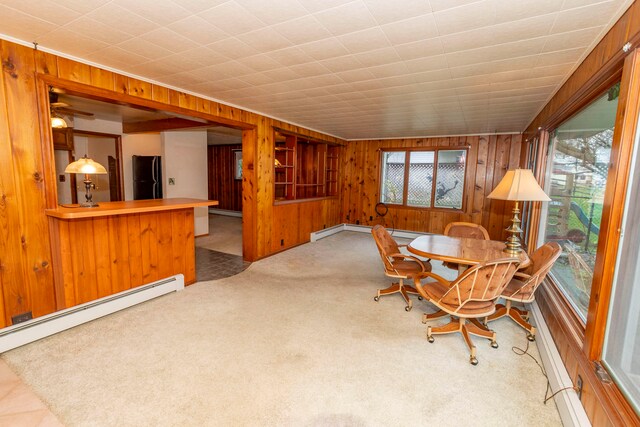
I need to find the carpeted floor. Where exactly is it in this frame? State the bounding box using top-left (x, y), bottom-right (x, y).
top-left (1, 232), bottom-right (562, 426)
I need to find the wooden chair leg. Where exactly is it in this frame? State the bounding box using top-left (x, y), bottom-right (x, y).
top-left (375, 282), bottom-right (401, 298)
top-left (422, 309), bottom-right (448, 323)
top-left (486, 303), bottom-right (508, 322)
top-left (508, 306), bottom-right (537, 340)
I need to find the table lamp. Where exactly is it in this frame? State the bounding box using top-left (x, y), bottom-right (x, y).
top-left (487, 169), bottom-right (551, 254)
top-left (64, 155), bottom-right (107, 208)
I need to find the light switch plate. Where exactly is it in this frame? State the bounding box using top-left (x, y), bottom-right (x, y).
top-left (169, 178), bottom-right (175, 185)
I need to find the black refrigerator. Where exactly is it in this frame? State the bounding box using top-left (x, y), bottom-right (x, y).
top-left (132, 155), bottom-right (163, 200)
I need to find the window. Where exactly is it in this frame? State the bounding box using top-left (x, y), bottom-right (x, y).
top-left (380, 148), bottom-right (467, 209)
top-left (540, 83), bottom-right (619, 320)
top-left (602, 122), bottom-right (640, 416)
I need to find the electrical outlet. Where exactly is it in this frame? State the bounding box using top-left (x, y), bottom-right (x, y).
top-left (12, 311), bottom-right (32, 325)
top-left (280, 239), bottom-right (284, 246)
top-left (369, 215), bottom-right (373, 221)
top-left (168, 178), bottom-right (175, 185)
top-left (576, 375), bottom-right (583, 400)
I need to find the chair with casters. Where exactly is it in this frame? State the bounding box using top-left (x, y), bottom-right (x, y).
top-left (485, 242), bottom-right (562, 342)
top-left (413, 258), bottom-right (520, 365)
top-left (443, 222), bottom-right (490, 271)
top-left (371, 224), bottom-right (432, 312)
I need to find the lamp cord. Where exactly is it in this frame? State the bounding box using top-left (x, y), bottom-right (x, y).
top-left (511, 333), bottom-right (578, 404)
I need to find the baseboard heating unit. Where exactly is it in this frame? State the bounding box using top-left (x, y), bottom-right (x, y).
top-left (0, 275), bottom-right (184, 353)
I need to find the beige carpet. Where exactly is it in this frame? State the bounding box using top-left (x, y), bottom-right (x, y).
top-left (2, 232), bottom-right (562, 426)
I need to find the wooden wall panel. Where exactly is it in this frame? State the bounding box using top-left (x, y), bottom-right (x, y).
top-left (1, 41), bottom-right (56, 321)
top-left (49, 209), bottom-right (199, 309)
top-left (341, 134), bottom-right (522, 239)
top-left (207, 144), bottom-right (242, 211)
top-left (0, 38), bottom-right (344, 325)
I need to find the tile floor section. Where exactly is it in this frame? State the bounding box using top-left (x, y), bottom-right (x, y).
top-left (195, 247), bottom-right (251, 281)
top-left (0, 359), bottom-right (62, 426)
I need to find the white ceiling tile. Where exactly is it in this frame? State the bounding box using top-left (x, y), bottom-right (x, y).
top-left (530, 63), bottom-right (574, 78)
top-left (237, 27), bottom-right (294, 52)
top-left (541, 26), bottom-right (604, 53)
top-left (174, 0), bottom-right (229, 13)
top-left (0, 5), bottom-right (57, 41)
top-left (183, 46), bottom-right (232, 66)
top-left (236, 0), bottom-right (309, 25)
top-left (299, 0), bottom-right (355, 13)
top-left (313, 1), bottom-right (378, 36)
top-left (36, 28), bottom-right (110, 56)
top-left (116, 37), bottom-right (174, 60)
top-left (368, 62), bottom-right (411, 79)
top-left (318, 56), bottom-right (362, 73)
top-left (63, 17), bottom-right (133, 45)
top-left (5, 0), bottom-right (81, 26)
top-left (111, 0), bottom-right (191, 26)
top-left (534, 47), bottom-right (585, 67)
top-left (381, 14), bottom-right (439, 45)
top-left (446, 38), bottom-right (546, 68)
top-left (167, 16), bottom-right (229, 45)
top-left (364, 0), bottom-right (432, 25)
top-left (87, 4), bottom-right (160, 36)
top-left (491, 0), bottom-right (564, 24)
top-left (139, 28), bottom-right (201, 54)
top-left (404, 55), bottom-right (450, 73)
top-left (288, 62), bottom-right (332, 78)
top-left (207, 38), bottom-right (261, 59)
top-left (56, 0), bottom-right (111, 14)
top-left (433, 0), bottom-right (496, 36)
top-left (273, 15), bottom-right (333, 44)
top-left (299, 38), bottom-right (350, 61)
top-left (354, 47), bottom-right (402, 67)
top-left (551, 1), bottom-right (620, 34)
top-left (86, 46), bottom-right (149, 67)
top-left (241, 54), bottom-right (283, 72)
top-left (338, 27), bottom-right (391, 54)
top-left (268, 47), bottom-right (316, 67)
top-left (394, 39), bottom-right (445, 60)
top-left (198, 1), bottom-right (265, 35)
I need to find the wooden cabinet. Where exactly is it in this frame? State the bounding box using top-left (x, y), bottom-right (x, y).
top-left (274, 130), bottom-right (339, 202)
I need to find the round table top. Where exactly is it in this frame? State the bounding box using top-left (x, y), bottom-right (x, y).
top-left (407, 234), bottom-right (530, 268)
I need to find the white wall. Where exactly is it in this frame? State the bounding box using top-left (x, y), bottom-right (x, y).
top-left (121, 133), bottom-right (163, 201)
top-left (74, 117), bottom-right (122, 134)
top-left (54, 150), bottom-right (73, 204)
top-left (162, 130), bottom-right (208, 236)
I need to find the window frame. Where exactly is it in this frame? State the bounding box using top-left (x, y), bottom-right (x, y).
top-left (378, 147), bottom-right (469, 211)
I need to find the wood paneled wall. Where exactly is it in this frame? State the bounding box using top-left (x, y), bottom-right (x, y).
top-left (341, 134), bottom-right (522, 240)
top-left (0, 39), bottom-right (345, 327)
top-left (207, 144), bottom-right (242, 212)
top-left (49, 209), bottom-right (195, 309)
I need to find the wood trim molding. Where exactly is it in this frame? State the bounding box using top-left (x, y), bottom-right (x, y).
top-left (586, 48), bottom-right (640, 359)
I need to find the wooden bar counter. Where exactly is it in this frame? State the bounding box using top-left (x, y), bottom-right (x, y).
top-left (46, 198), bottom-right (218, 310)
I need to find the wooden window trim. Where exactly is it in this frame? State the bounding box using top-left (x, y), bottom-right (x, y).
top-left (379, 147), bottom-right (470, 211)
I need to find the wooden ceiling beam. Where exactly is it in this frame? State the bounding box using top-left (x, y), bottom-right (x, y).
top-left (122, 117), bottom-right (213, 134)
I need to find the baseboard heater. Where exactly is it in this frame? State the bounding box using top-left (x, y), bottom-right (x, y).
top-left (0, 275), bottom-right (185, 353)
top-left (310, 223), bottom-right (427, 242)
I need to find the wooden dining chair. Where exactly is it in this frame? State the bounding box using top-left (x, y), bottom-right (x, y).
top-left (371, 225), bottom-right (432, 312)
top-left (485, 242), bottom-right (562, 341)
top-left (413, 258), bottom-right (520, 365)
top-left (443, 222), bottom-right (490, 270)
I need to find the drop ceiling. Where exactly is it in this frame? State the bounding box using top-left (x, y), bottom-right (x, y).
top-left (0, 0), bottom-right (633, 139)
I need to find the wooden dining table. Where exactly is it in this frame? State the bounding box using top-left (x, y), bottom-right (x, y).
top-left (407, 234), bottom-right (530, 271)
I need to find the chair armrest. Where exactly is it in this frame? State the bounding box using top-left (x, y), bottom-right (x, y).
top-left (389, 252), bottom-right (428, 272)
top-left (413, 271), bottom-right (450, 287)
top-left (514, 272), bottom-right (531, 280)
